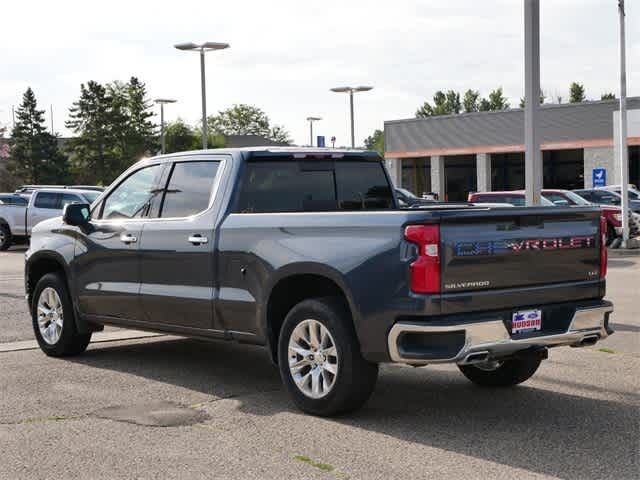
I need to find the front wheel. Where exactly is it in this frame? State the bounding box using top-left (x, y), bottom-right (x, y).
top-left (32, 273), bottom-right (92, 356)
top-left (278, 297), bottom-right (378, 416)
top-left (458, 354), bottom-right (542, 387)
top-left (0, 224), bottom-right (12, 251)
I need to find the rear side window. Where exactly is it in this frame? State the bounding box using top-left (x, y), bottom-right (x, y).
top-left (335, 162), bottom-right (394, 210)
top-left (160, 161), bottom-right (220, 218)
top-left (235, 160), bottom-right (393, 213)
top-left (34, 192), bottom-right (60, 209)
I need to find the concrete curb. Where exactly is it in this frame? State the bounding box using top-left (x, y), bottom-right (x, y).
top-left (0, 330), bottom-right (165, 353)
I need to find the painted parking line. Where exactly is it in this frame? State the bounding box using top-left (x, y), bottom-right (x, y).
top-left (0, 330), bottom-right (166, 353)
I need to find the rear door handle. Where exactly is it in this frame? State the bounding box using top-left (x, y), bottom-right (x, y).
top-left (188, 234), bottom-right (208, 245)
top-left (120, 233), bottom-right (138, 244)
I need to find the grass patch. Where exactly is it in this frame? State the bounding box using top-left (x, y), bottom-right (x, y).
top-left (598, 347), bottom-right (615, 354)
top-left (294, 455), bottom-right (335, 472)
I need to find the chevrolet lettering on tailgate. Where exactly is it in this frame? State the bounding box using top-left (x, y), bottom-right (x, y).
top-left (454, 235), bottom-right (596, 257)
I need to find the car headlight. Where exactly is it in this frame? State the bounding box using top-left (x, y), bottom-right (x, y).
top-left (613, 214), bottom-right (623, 222)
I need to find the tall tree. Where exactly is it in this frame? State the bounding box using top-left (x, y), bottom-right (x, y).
top-left (601, 92), bottom-right (616, 100)
top-left (66, 78), bottom-right (157, 184)
top-left (208, 104), bottom-right (291, 144)
top-left (480, 87), bottom-right (510, 111)
top-left (364, 129), bottom-right (384, 156)
top-left (569, 82), bottom-right (586, 103)
top-left (519, 89), bottom-right (547, 108)
top-left (416, 90), bottom-right (461, 117)
top-left (66, 81), bottom-right (114, 184)
top-left (8, 88), bottom-right (67, 184)
top-left (164, 119), bottom-right (198, 153)
top-left (463, 89), bottom-right (480, 113)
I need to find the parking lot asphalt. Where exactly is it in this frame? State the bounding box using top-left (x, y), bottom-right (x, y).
top-left (1, 246), bottom-right (639, 479)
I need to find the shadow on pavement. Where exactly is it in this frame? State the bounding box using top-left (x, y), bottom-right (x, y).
top-left (70, 337), bottom-right (638, 480)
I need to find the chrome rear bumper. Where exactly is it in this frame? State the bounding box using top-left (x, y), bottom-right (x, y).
top-left (387, 303), bottom-right (614, 366)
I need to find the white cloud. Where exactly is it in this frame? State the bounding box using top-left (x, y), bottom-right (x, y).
top-left (0, 0), bottom-right (637, 146)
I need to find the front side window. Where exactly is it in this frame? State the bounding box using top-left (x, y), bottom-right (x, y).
top-left (34, 192), bottom-right (60, 209)
top-left (160, 161), bottom-right (220, 218)
top-left (100, 165), bottom-right (164, 220)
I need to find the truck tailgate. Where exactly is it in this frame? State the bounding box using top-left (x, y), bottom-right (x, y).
top-left (439, 207), bottom-right (603, 293)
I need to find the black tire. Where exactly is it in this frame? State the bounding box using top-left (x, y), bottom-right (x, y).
top-left (0, 223), bottom-right (12, 251)
top-left (458, 354), bottom-right (541, 387)
top-left (31, 273), bottom-right (91, 357)
top-left (278, 297), bottom-right (378, 416)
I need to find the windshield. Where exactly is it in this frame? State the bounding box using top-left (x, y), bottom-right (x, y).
top-left (81, 192), bottom-right (100, 204)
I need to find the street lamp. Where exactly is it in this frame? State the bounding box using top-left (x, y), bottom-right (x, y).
top-left (154, 98), bottom-right (177, 154)
top-left (306, 116), bottom-right (322, 146)
top-left (330, 86), bottom-right (373, 148)
top-left (174, 41), bottom-right (230, 149)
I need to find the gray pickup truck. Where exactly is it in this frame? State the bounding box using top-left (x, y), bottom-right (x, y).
top-left (25, 147), bottom-right (613, 415)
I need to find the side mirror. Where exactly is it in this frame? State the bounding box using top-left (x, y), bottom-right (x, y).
top-left (63, 203), bottom-right (91, 226)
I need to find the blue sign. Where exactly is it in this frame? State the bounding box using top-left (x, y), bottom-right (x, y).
top-left (592, 168), bottom-right (606, 187)
top-left (317, 136), bottom-right (325, 148)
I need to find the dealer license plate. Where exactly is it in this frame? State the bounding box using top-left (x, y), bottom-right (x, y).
top-left (512, 309), bottom-right (542, 334)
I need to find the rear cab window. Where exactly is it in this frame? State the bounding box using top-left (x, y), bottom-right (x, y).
top-left (235, 159), bottom-right (394, 213)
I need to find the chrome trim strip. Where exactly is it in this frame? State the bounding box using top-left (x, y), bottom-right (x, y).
top-left (387, 303), bottom-right (613, 365)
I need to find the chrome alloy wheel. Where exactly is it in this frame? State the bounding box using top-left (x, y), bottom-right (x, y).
top-left (0, 229), bottom-right (5, 246)
top-left (37, 287), bottom-right (64, 345)
top-left (288, 319), bottom-right (339, 399)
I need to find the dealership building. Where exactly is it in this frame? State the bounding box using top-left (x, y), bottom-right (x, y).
top-left (383, 97), bottom-right (640, 201)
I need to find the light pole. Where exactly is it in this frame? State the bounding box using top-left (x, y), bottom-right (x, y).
top-left (174, 41), bottom-right (230, 149)
top-left (154, 98), bottom-right (177, 154)
top-left (618, 0), bottom-right (631, 247)
top-left (524, 0), bottom-right (542, 206)
top-left (330, 86), bottom-right (373, 148)
top-left (306, 117), bottom-right (322, 146)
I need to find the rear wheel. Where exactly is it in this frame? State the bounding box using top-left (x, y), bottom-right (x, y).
top-left (278, 297), bottom-right (378, 416)
top-left (0, 224), bottom-right (12, 250)
top-left (32, 273), bottom-right (92, 356)
top-left (458, 354), bottom-right (541, 387)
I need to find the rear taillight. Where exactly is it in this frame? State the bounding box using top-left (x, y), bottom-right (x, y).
top-left (600, 215), bottom-right (608, 278)
top-left (404, 225), bottom-right (441, 293)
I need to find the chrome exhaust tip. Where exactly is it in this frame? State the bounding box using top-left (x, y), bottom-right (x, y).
top-left (461, 351), bottom-right (490, 365)
top-left (577, 335), bottom-right (599, 347)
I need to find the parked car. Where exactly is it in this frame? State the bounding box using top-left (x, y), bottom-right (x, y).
top-left (539, 189), bottom-right (638, 243)
top-left (597, 185), bottom-right (640, 201)
top-left (25, 147), bottom-right (613, 416)
top-left (468, 189), bottom-right (635, 243)
top-left (573, 188), bottom-right (640, 213)
top-left (14, 185), bottom-right (105, 196)
top-left (0, 188), bottom-right (100, 250)
top-left (0, 194), bottom-right (28, 206)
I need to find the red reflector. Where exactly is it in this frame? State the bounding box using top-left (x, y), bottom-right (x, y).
top-left (600, 216), bottom-right (607, 278)
top-left (405, 225), bottom-right (441, 293)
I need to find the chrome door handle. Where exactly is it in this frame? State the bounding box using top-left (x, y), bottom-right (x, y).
top-left (188, 235), bottom-right (208, 245)
top-left (120, 233), bottom-right (138, 244)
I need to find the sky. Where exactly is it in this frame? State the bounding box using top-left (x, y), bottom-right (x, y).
top-left (0, 0), bottom-right (638, 147)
